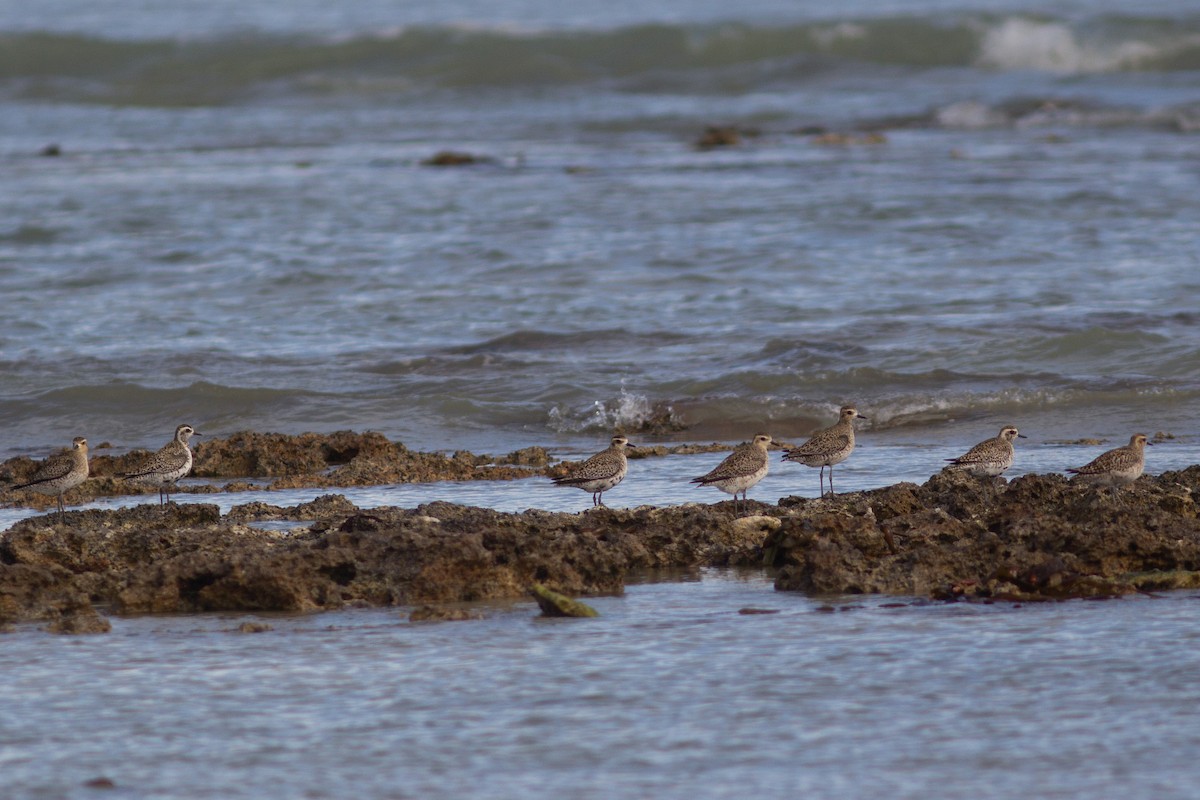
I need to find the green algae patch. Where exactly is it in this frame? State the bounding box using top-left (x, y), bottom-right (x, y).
top-left (530, 584), bottom-right (598, 618)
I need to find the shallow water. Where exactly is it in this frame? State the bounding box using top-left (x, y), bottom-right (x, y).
top-left (2, 0), bottom-right (1200, 463)
top-left (2, 571), bottom-right (1199, 800)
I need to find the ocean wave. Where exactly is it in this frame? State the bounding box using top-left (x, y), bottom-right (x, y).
top-left (446, 328), bottom-right (692, 355)
top-left (547, 389), bottom-right (685, 434)
top-left (3, 14), bottom-right (1200, 104)
top-left (543, 380), bottom-right (1200, 440)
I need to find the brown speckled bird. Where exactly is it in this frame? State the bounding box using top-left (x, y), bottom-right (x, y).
top-left (11, 436), bottom-right (90, 518)
top-left (121, 424), bottom-right (202, 504)
top-left (782, 406), bottom-right (866, 497)
top-left (552, 434), bottom-right (634, 508)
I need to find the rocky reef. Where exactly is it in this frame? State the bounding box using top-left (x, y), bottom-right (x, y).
top-left (0, 430), bottom-right (755, 511)
top-left (766, 468), bottom-right (1200, 601)
top-left (3, 463), bottom-right (1200, 633)
top-left (0, 495), bottom-right (769, 633)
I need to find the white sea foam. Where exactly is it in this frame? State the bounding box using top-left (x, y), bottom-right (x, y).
top-left (934, 100), bottom-right (1009, 129)
top-left (548, 389), bottom-right (678, 434)
top-left (977, 18), bottom-right (1158, 73)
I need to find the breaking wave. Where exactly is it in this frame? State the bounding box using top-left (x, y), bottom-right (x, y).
top-left (3, 13), bottom-right (1200, 105)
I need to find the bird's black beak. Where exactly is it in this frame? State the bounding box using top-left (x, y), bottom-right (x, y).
top-left (1017, 434), bottom-right (1028, 438)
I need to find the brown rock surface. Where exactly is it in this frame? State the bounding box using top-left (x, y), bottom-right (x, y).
top-left (0, 498), bottom-right (768, 631)
top-left (4, 465), bottom-right (1200, 633)
top-left (766, 469), bottom-right (1200, 601)
top-left (2, 431), bottom-right (547, 509)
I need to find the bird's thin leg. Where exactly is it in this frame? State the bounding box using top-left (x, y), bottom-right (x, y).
top-left (828, 466), bottom-right (835, 497)
top-left (819, 466), bottom-right (826, 498)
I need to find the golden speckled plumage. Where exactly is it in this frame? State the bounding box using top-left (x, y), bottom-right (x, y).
top-left (552, 434), bottom-right (634, 507)
top-left (1067, 433), bottom-right (1149, 488)
top-left (121, 424), bottom-right (202, 504)
top-left (11, 436), bottom-right (90, 516)
top-left (692, 434), bottom-right (776, 513)
top-left (782, 406), bottom-right (866, 496)
top-left (946, 426), bottom-right (1025, 477)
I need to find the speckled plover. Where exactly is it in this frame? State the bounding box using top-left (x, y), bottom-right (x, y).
top-left (10, 436), bottom-right (90, 518)
top-left (121, 424), bottom-right (202, 505)
top-left (552, 434), bottom-right (634, 508)
top-left (782, 406), bottom-right (866, 497)
top-left (691, 433), bottom-right (777, 514)
top-left (945, 425), bottom-right (1026, 477)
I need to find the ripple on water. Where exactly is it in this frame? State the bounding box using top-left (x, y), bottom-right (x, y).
top-left (1, 573), bottom-right (1199, 799)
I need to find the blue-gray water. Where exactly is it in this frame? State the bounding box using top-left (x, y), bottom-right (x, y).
top-left (2, 0), bottom-right (1200, 462)
top-left (4, 2), bottom-right (1200, 795)
top-left (2, 571), bottom-right (1200, 800)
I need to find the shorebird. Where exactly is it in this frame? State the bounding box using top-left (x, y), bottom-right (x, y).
top-left (782, 405), bottom-right (866, 497)
top-left (690, 433), bottom-right (777, 514)
top-left (1067, 434), bottom-right (1150, 494)
top-left (120, 424), bottom-right (202, 504)
top-left (10, 437), bottom-right (89, 519)
top-left (945, 426), bottom-right (1026, 477)
top-left (551, 434), bottom-right (634, 507)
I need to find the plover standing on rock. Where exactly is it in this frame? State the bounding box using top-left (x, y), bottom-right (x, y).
top-left (782, 406), bottom-right (866, 497)
top-left (690, 433), bottom-right (778, 514)
top-left (121, 424), bottom-right (202, 504)
top-left (552, 434), bottom-right (634, 508)
top-left (9, 436), bottom-right (90, 518)
top-left (945, 426), bottom-right (1026, 478)
top-left (1067, 433), bottom-right (1150, 495)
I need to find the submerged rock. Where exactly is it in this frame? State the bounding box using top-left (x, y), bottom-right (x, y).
top-left (421, 151), bottom-right (491, 167)
top-left (409, 605), bottom-right (484, 622)
top-left (530, 584), bottom-right (599, 618)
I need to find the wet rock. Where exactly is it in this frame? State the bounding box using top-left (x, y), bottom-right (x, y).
top-left (769, 472), bottom-right (1200, 601)
top-left (236, 621), bottom-right (273, 633)
top-left (5, 468), bottom-right (1200, 620)
top-left (622, 400), bottom-right (688, 435)
top-left (732, 515), bottom-right (782, 539)
top-left (1125, 570), bottom-right (1200, 591)
top-left (695, 125), bottom-right (743, 149)
top-left (499, 446), bottom-right (552, 467)
top-left (422, 151), bottom-right (490, 166)
top-left (45, 599), bottom-right (111, 635)
top-left (409, 605), bottom-right (484, 622)
top-left (530, 584), bottom-right (598, 617)
top-left (810, 131), bottom-right (887, 146)
top-left (0, 499), bottom-right (769, 620)
top-left (83, 778), bottom-right (116, 789)
top-left (3, 431), bottom-right (550, 510)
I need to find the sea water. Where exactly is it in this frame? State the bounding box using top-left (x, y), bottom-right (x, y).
top-left (3, 2), bottom-right (1200, 796)
top-left (2, 572), bottom-right (1200, 799)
